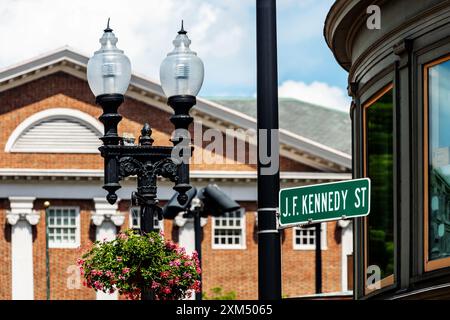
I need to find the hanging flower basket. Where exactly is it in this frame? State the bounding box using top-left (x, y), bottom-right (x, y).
top-left (77, 229), bottom-right (201, 300)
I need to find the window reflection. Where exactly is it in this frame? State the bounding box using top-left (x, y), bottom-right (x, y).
top-left (365, 87), bottom-right (394, 286)
top-left (428, 58), bottom-right (450, 263)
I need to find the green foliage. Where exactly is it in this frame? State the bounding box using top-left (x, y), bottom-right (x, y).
top-left (77, 229), bottom-right (201, 300)
top-left (203, 286), bottom-right (237, 300)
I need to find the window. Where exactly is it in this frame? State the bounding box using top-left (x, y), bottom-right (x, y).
top-left (47, 207), bottom-right (80, 248)
top-left (129, 207), bottom-right (163, 231)
top-left (212, 209), bottom-right (246, 249)
top-left (293, 223), bottom-right (327, 250)
top-left (424, 55), bottom-right (450, 272)
top-left (363, 85), bottom-right (395, 292)
top-left (5, 108), bottom-right (103, 153)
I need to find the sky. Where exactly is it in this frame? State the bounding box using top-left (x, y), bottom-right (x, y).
top-left (0, 0), bottom-right (350, 111)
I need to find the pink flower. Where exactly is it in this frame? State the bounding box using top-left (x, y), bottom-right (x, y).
top-left (159, 230), bottom-right (165, 237)
top-left (122, 268), bottom-right (130, 274)
top-left (183, 272), bottom-right (192, 279)
top-left (119, 275), bottom-right (126, 281)
top-left (162, 287), bottom-right (171, 294)
top-left (93, 281), bottom-right (103, 290)
top-left (151, 281), bottom-right (160, 289)
top-left (176, 247), bottom-right (186, 255)
top-left (192, 280), bottom-right (201, 293)
top-left (184, 261), bottom-right (193, 267)
top-left (105, 271), bottom-right (113, 277)
top-left (76, 258), bottom-right (84, 266)
top-left (196, 267), bottom-right (202, 275)
top-left (169, 259), bottom-right (181, 267)
top-left (160, 271), bottom-right (170, 278)
top-left (165, 240), bottom-right (178, 250)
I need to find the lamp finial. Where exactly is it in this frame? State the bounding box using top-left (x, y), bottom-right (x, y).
top-left (104, 18), bottom-right (113, 33)
top-left (178, 20), bottom-right (187, 35)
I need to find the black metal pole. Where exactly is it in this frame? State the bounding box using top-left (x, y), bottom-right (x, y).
top-left (44, 201), bottom-right (51, 300)
top-left (315, 224), bottom-right (323, 294)
top-left (168, 95), bottom-right (199, 299)
top-left (140, 204), bottom-right (155, 300)
top-left (256, 0), bottom-right (282, 300)
top-left (136, 124), bottom-right (158, 301)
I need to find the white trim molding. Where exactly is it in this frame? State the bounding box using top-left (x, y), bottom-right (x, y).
top-left (6, 196), bottom-right (40, 226)
top-left (7, 197), bottom-right (38, 300)
top-left (5, 108), bottom-right (103, 153)
top-left (92, 198), bottom-right (124, 227)
top-left (0, 168), bottom-right (352, 182)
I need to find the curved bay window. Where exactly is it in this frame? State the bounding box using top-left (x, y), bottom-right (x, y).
top-left (363, 85), bottom-right (395, 293)
top-left (425, 55), bottom-right (450, 272)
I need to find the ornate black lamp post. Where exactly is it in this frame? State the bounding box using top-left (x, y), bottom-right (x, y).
top-left (86, 20), bottom-right (204, 300)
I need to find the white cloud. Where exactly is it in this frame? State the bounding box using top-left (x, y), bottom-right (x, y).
top-left (0, 0), bottom-right (254, 93)
top-left (278, 80), bottom-right (351, 111)
top-left (0, 0), bottom-right (347, 100)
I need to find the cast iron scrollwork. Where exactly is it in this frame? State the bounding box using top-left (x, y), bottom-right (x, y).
top-left (119, 157), bottom-right (179, 183)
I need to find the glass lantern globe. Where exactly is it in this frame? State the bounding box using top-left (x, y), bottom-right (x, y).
top-left (87, 22), bottom-right (131, 97)
top-left (160, 23), bottom-right (204, 98)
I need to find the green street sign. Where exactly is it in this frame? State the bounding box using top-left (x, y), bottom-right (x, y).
top-left (278, 178), bottom-right (371, 228)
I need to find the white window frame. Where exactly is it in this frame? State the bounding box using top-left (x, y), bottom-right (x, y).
top-left (293, 223), bottom-right (327, 251)
top-left (129, 207), bottom-right (163, 231)
top-left (47, 206), bottom-right (80, 249)
top-left (211, 208), bottom-right (246, 250)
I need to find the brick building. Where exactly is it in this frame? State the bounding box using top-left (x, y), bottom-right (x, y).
top-left (0, 47), bottom-right (352, 300)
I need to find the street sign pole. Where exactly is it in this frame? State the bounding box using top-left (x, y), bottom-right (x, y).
top-left (279, 178), bottom-right (371, 227)
top-left (315, 223), bottom-right (322, 294)
top-left (256, 0), bottom-right (282, 300)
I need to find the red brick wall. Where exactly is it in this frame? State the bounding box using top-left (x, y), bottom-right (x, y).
top-left (281, 221), bottom-right (342, 297)
top-left (0, 197), bottom-right (342, 300)
top-left (201, 202), bottom-right (342, 300)
top-left (33, 199), bottom-right (96, 300)
top-left (0, 72), bottom-right (313, 172)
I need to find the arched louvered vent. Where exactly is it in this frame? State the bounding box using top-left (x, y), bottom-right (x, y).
top-left (5, 108), bottom-right (103, 153)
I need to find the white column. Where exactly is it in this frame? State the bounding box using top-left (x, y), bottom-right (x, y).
top-left (174, 213), bottom-right (208, 255)
top-left (175, 212), bottom-right (208, 300)
top-left (92, 198), bottom-right (125, 300)
top-left (7, 197), bottom-right (39, 300)
top-left (338, 220), bottom-right (353, 292)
